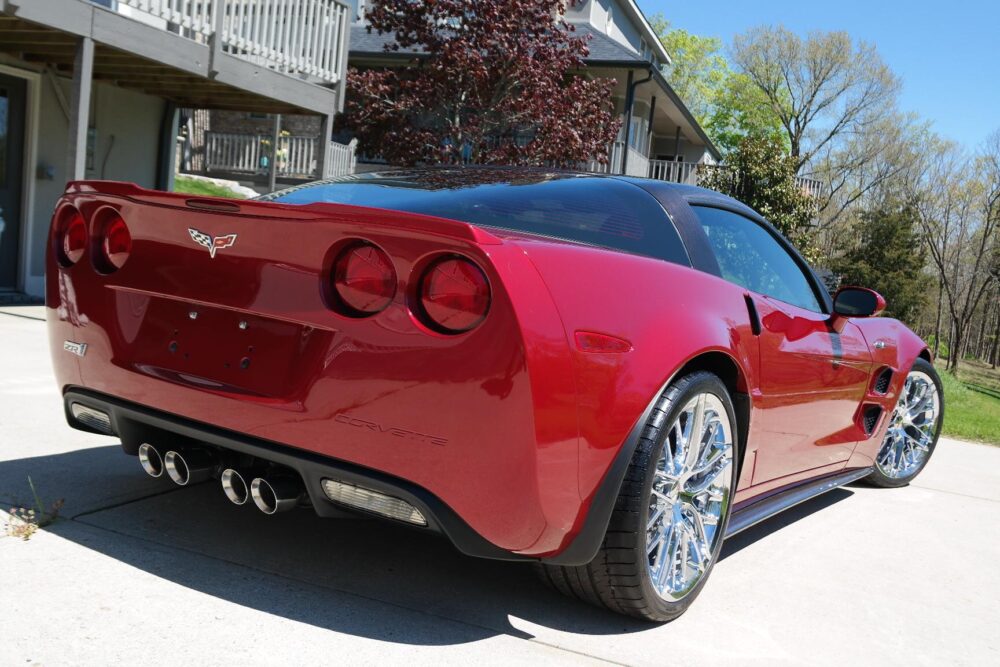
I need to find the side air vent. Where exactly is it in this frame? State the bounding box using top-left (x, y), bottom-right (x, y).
top-left (862, 405), bottom-right (883, 436)
top-left (873, 368), bottom-right (893, 394)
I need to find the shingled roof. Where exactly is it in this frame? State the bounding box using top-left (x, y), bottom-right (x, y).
top-left (349, 23), bottom-right (645, 64)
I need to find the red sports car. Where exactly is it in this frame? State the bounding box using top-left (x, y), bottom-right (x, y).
top-left (47, 169), bottom-right (943, 621)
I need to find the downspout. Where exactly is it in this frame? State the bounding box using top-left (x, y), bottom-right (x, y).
top-left (620, 67), bottom-right (653, 175)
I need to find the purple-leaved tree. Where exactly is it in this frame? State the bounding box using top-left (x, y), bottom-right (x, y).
top-left (342, 0), bottom-right (621, 167)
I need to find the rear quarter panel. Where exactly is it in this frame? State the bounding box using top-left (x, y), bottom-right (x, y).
top-left (516, 239), bottom-right (757, 518)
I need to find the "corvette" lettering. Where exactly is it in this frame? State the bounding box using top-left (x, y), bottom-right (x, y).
top-left (333, 413), bottom-right (448, 446)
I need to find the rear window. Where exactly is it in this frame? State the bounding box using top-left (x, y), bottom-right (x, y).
top-left (269, 174), bottom-right (690, 265)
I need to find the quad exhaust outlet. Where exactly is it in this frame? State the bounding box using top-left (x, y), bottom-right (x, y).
top-left (220, 468), bottom-right (250, 505)
top-left (137, 443), bottom-right (305, 514)
top-left (250, 476), bottom-right (304, 515)
top-left (138, 443), bottom-right (164, 478)
top-left (164, 449), bottom-right (215, 486)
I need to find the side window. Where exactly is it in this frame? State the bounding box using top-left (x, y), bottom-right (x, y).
top-left (692, 205), bottom-right (822, 312)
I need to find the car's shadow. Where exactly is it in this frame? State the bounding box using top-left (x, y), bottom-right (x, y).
top-left (0, 444), bottom-right (853, 644)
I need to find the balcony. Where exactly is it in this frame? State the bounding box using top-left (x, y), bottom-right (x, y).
top-left (1, 0), bottom-right (349, 115)
top-left (113, 0), bottom-right (350, 86)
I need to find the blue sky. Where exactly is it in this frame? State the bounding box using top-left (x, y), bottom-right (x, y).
top-left (637, 0), bottom-right (1000, 149)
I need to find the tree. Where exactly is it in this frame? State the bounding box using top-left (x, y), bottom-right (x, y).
top-left (648, 15), bottom-right (727, 125)
top-left (699, 134), bottom-right (819, 260)
top-left (829, 203), bottom-right (928, 324)
top-left (811, 112), bottom-right (931, 235)
top-left (730, 26), bottom-right (900, 171)
top-left (651, 17), bottom-right (785, 155)
top-left (342, 0), bottom-right (620, 167)
top-left (913, 132), bottom-right (1000, 369)
top-left (706, 72), bottom-right (789, 155)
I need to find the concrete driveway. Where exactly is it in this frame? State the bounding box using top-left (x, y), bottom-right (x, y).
top-left (1, 307), bottom-right (998, 666)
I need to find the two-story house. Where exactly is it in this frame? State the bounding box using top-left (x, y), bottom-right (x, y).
top-left (0, 0), bottom-right (351, 300)
top-left (346, 0), bottom-right (722, 176)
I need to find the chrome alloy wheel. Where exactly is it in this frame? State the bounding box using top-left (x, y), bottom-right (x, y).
top-left (646, 392), bottom-right (734, 601)
top-left (876, 370), bottom-right (941, 479)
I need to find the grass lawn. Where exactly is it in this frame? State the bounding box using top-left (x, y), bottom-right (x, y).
top-left (173, 175), bottom-right (248, 199)
top-left (937, 359), bottom-right (1000, 445)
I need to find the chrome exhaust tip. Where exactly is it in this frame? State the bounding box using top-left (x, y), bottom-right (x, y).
top-left (250, 477), bottom-right (303, 515)
top-left (138, 443), bottom-right (164, 478)
top-left (164, 449), bottom-right (215, 486)
top-left (221, 468), bottom-right (250, 505)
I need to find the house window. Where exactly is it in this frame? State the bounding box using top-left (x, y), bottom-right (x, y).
top-left (628, 116), bottom-right (649, 152)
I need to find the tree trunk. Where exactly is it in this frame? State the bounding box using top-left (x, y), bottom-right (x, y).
top-left (989, 308), bottom-right (1000, 369)
top-left (947, 320), bottom-right (959, 371)
top-left (975, 308), bottom-right (989, 360)
top-left (933, 279), bottom-right (943, 358)
top-left (953, 331), bottom-right (966, 370)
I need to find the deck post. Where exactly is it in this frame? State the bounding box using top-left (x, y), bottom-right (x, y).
top-left (645, 95), bottom-right (656, 176)
top-left (67, 36), bottom-right (94, 181)
top-left (315, 113), bottom-right (333, 180)
top-left (268, 114), bottom-right (281, 192)
top-left (209, 0), bottom-right (225, 78)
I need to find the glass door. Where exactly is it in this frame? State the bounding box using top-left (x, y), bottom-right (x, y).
top-left (0, 73), bottom-right (26, 290)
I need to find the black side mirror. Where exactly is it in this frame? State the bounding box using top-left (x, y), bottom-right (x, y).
top-left (833, 287), bottom-right (886, 318)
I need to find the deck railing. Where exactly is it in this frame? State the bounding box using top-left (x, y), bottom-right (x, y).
top-left (646, 159), bottom-right (824, 197)
top-left (200, 131), bottom-right (355, 179)
top-left (324, 138), bottom-right (357, 178)
top-left (585, 142), bottom-right (650, 178)
top-left (115, 0), bottom-right (349, 85)
top-left (647, 159), bottom-right (699, 184)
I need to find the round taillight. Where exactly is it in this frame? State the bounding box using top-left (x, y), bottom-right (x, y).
top-left (419, 257), bottom-right (491, 333)
top-left (332, 242), bottom-right (396, 315)
top-left (94, 210), bottom-right (131, 272)
top-left (58, 207), bottom-right (87, 267)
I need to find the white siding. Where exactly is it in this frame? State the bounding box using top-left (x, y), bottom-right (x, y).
top-left (27, 72), bottom-right (165, 283)
top-left (587, 0), bottom-right (645, 56)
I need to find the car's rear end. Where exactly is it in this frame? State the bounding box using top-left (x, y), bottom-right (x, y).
top-left (47, 180), bottom-right (583, 558)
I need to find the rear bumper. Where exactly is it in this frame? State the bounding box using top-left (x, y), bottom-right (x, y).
top-left (64, 387), bottom-right (536, 562)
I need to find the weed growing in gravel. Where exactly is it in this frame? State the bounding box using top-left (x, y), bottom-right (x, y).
top-left (3, 477), bottom-right (64, 541)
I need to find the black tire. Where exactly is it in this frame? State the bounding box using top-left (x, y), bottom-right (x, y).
top-left (536, 371), bottom-right (738, 622)
top-left (864, 357), bottom-right (944, 488)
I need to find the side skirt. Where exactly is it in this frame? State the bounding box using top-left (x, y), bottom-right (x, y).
top-left (725, 467), bottom-right (873, 537)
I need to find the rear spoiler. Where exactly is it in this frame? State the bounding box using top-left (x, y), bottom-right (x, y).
top-left (64, 180), bottom-right (502, 246)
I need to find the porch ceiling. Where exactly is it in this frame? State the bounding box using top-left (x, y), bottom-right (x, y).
top-left (0, 9), bottom-right (329, 115)
top-left (587, 65), bottom-right (720, 160)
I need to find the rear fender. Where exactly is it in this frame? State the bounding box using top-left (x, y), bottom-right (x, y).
top-left (517, 240), bottom-right (757, 560)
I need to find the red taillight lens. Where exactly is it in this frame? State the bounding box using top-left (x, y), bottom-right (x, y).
top-left (332, 242), bottom-right (396, 315)
top-left (99, 213), bottom-right (132, 271)
top-left (57, 207), bottom-right (87, 266)
top-left (419, 257), bottom-right (491, 333)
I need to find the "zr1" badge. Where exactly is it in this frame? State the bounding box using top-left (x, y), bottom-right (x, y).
top-left (64, 341), bottom-right (87, 357)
